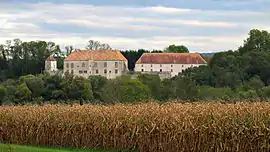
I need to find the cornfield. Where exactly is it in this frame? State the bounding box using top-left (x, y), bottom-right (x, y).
top-left (0, 102), bottom-right (270, 152)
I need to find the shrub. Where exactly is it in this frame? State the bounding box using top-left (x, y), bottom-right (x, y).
top-left (118, 77), bottom-right (151, 103)
top-left (0, 85), bottom-right (6, 105)
top-left (197, 85), bottom-right (235, 100)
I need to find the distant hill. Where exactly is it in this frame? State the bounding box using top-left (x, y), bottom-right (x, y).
top-left (200, 53), bottom-right (215, 57)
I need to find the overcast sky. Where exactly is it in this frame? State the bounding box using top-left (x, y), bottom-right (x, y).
top-left (0, 0), bottom-right (269, 52)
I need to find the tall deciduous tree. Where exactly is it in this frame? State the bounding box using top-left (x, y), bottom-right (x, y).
top-left (86, 40), bottom-right (112, 50)
top-left (165, 44), bottom-right (189, 53)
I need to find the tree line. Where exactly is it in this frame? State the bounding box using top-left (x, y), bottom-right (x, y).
top-left (1, 29), bottom-right (270, 105)
top-left (0, 39), bottom-right (188, 82)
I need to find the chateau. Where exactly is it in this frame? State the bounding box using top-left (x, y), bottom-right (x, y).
top-left (135, 53), bottom-right (207, 78)
top-left (63, 50), bottom-right (128, 79)
top-left (45, 51), bottom-right (206, 79)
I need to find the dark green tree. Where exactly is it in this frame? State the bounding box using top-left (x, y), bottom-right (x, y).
top-left (165, 44), bottom-right (189, 53)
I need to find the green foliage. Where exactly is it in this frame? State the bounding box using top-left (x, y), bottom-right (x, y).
top-left (197, 86), bottom-right (235, 100)
top-left (239, 29), bottom-right (270, 54)
top-left (173, 76), bottom-right (198, 101)
top-left (0, 39), bottom-right (62, 80)
top-left (261, 86), bottom-right (270, 99)
top-left (99, 79), bottom-right (122, 104)
top-left (158, 79), bottom-right (175, 101)
top-left (61, 74), bottom-right (94, 103)
top-left (246, 76), bottom-right (264, 90)
top-left (0, 85), bottom-right (6, 105)
top-left (23, 75), bottom-right (45, 97)
top-left (43, 74), bottom-right (64, 100)
top-left (89, 76), bottom-right (108, 101)
top-left (2, 29), bottom-right (270, 104)
top-left (118, 76), bottom-right (151, 103)
top-left (238, 90), bottom-right (258, 100)
top-left (15, 83), bottom-right (32, 103)
top-left (137, 74), bottom-right (161, 100)
top-left (165, 44), bottom-right (189, 53)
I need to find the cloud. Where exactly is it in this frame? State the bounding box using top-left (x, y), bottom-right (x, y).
top-left (0, 2), bottom-right (269, 52)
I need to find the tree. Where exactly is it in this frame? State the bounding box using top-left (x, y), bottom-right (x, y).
top-left (89, 76), bottom-right (108, 101)
top-left (0, 85), bottom-right (6, 105)
top-left (121, 49), bottom-right (148, 71)
top-left (117, 76), bottom-right (151, 103)
top-left (239, 29), bottom-right (270, 54)
top-left (15, 83), bottom-right (32, 103)
top-left (61, 74), bottom-right (94, 104)
top-left (173, 76), bottom-right (198, 101)
top-left (20, 75), bottom-right (45, 98)
top-left (165, 44), bottom-right (189, 53)
top-left (247, 76), bottom-right (264, 90)
top-left (65, 45), bottom-right (74, 57)
top-left (137, 74), bottom-right (162, 100)
top-left (86, 40), bottom-right (112, 50)
top-left (43, 74), bottom-right (64, 100)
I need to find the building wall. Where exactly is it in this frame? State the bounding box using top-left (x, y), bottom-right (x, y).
top-left (64, 60), bottom-right (128, 79)
top-left (45, 61), bottom-right (58, 73)
top-left (135, 63), bottom-right (205, 77)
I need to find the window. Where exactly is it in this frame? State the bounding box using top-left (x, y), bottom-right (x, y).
top-left (94, 62), bottom-right (97, 67)
top-left (71, 70), bottom-right (74, 74)
top-left (82, 62), bottom-right (85, 67)
top-left (84, 71), bottom-right (87, 73)
top-left (79, 70), bottom-right (83, 74)
top-left (104, 69), bottom-right (107, 74)
top-left (160, 69), bottom-right (162, 72)
top-left (171, 65), bottom-right (173, 67)
top-left (115, 62), bottom-right (118, 68)
top-left (171, 69), bottom-right (173, 72)
top-left (71, 63), bottom-right (74, 68)
top-left (182, 65), bottom-right (184, 68)
top-left (66, 63), bottom-right (69, 68)
top-left (109, 71), bottom-right (111, 73)
top-left (151, 69), bottom-right (153, 72)
top-left (104, 62), bottom-right (107, 67)
top-left (151, 64), bottom-right (153, 67)
top-left (141, 64), bottom-right (143, 67)
top-left (160, 64), bottom-right (162, 67)
top-left (141, 69), bottom-right (144, 72)
top-left (115, 69), bottom-right (118, 74)
top-left (96, 69), bottom-right (99, 74)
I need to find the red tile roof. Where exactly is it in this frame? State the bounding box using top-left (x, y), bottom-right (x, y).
top-left (46, 56), bottom-right (56, 61)
top-left (64, 50), bottom-right (127, 61)
top-left (136, 53), bottom-right (207, 64)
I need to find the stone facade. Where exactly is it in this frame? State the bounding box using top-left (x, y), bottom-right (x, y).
top-left (135, 53), bottom-right (207, 78)
top-left (64, 60), bottom-right (128, 79)
top-left (44, 56), bottom-right (58, 75)
top-left (63, 50), bottom-right (128, 79)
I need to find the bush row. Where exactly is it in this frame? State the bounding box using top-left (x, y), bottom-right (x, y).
top-left (1, 73), bottom-right (270, 105)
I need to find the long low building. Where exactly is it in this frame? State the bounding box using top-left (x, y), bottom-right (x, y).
top-left (135, 53), bottom-right (207, 78)
top-left (63, 50), bottom-right (128, 79)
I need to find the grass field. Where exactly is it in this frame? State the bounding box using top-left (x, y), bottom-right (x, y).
top-left (0, 102), bottom-right (270, 152)
top-left (0, 143), bottom-right (113, 152)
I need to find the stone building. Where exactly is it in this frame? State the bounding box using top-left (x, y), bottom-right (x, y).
top-left (135, 53), bottom-right (207, 78)
top-left (63, 50), bottom-right (128, 79)
top-left (44, 56), bottom-right (58, 75)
